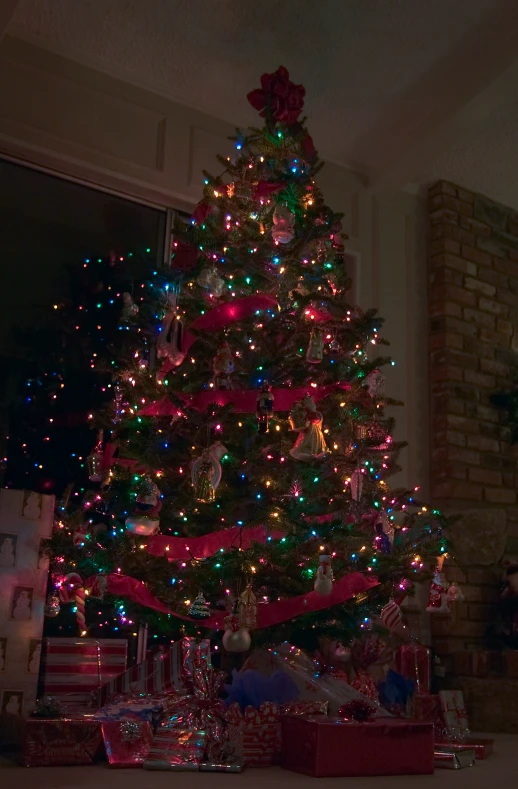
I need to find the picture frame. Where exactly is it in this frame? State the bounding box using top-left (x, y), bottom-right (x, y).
top-left (1, 689), bottom-right (24, 717)
top-left (9, 586), bottom-right (34, 621)
top-left (0, 532), bottom-right (18, 569)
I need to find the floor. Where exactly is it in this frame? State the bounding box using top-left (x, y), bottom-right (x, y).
top-left (0, 733), bottom-right (516, 788)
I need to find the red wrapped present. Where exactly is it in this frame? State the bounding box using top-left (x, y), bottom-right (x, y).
top-left (436, 736), bottom-right (493, 760)
top-left (281, 715), bottom-right (434, 777)
top-left (397, 642), bottom-right (431, 694)
top-left (101, 719), bottom-right (153, 767)
top-left (413, 694), bottom-right (445, 735)
top-left (225, 701), bottom-right (280, 767)
top-left (21, 716), bottom-right (102, 767)
top-left (43, 637), bottom-right (127, 712)
top-left (144, 728), bottom-right (206, 771)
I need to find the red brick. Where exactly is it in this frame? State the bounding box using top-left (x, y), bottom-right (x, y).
top-left (433, 481), bottom-right (483, 500)
top-left (463, 369), bottom-right (496, 388)
top-left (444, 317), bottom-right (478, 337)
top-left (496, 288), bottom-right (518, 308)
top-left (468, 603), bottom-right (493, 621)
top-left (461, 245), bottom-right (492, 266)
top-left (430, 300), bottom-right (463, 318)
top-left (463, 338), bottom-right (495, 359)
top-left (445, 566), bottom-right (468, 584)
top-left (454, 621), bottom-right (488, 638)
top-left (464, 276), bottom-right (496, 297)
top-left (468, 467), bottom-right (502, 486)
top-left (446, 414), bottom-right (479, 434)
top-left (460, 215), bottom-right (489, 235)
top-left (468, 568), bottom-right (497, 585)
top-left (430, 208), bottom-right (460, 224)
top-left (478, 327), bottom-right (510, 347)
top-left (430, 364), bottom-right (464, 383)
top-left (430, 222), bottom-right (475, 246)
top-left (430, 283), bottom-right (477, 308)
top-left (496, 317), bottom-right (513, 335)
top-left (463, 307), bottom-right (495, 330)
top-left (447, 446), bottom-right (480, 465)
top-left (494, 259), bottom-right (518, 278)
top-left (478, 268), bottom-right (509, 289)
top-left (429, 238), bottom-right (461, 257)
top-left (429, 332), bottom-right (464, 351)
top-left (433, 462), bottom-right (467, 480)
top-left (429, 194), bottom-right (463, 213)
top-left (458, 584), bottom-right (495, 602)
top-left (467, 434), bottom-right (500, 452)
top-left (485, 487), bottom-right (516, 504)
top-left (480, 358), bottom-right (510, 377)
top-left (456, 188), bottom-right (475, 205)
top-left (446, 430), bottom-right (467, 447)
top-left (477, 296), bottom-right (509, 317)
top-left (429, 181), bottom-right (457, 197)
top-left (432, 349), bottom-right (478, 371)
top-left (431, 253), bottom-right (477, 276)
top-left (459, 201), bottom-right (474, 217)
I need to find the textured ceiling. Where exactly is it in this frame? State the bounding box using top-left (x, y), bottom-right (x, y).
top-left (8, 0), bottom-right (518, 206)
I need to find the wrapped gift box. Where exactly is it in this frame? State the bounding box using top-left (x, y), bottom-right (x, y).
top-left (397, 643), bottom-right (431, 694)
top-left (413, 693), bottom-right (445, 735)
top-left (439, 690), bottom-right (469, 739)
top-left (101, 719), bottom-right (153, 767)
top-left (244, 647), bottom-right (386, 716)
top-left (20, 716), bottom-right (103, 767)
top-left (281, 715), bottom-right (434, 777)
top-left (144, 727), bottom-right (206, 771)
top-left (225, 701), bottom-right (280, 767)
top-left (436, 737), bottom-right (493, 760)
top-left (42, 638), bottom-right (127, 712)
top-left (434, 746), bottom-right (476, 769)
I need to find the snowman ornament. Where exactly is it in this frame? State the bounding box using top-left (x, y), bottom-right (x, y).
top-left (314, 547), bottom-right (334, 596)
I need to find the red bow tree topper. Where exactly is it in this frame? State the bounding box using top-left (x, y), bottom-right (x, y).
top-left (247, 66), bottom-right (306, 124)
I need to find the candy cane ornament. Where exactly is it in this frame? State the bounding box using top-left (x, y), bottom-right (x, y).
top-left (59, 572), bottom-right (87, 636)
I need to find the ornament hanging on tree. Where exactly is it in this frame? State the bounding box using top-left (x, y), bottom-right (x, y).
top-left (380, 600), bottom-right (403, 633)
top-left (306, 327), bottom-right (324, 364)
top-left (271, 205), bottom-right (295, 244)
top-left (86, 430), bottom-right (104, 483)
top-left (213, 342), bottom-right (234, 389)
top-left (189, 592), bottom-right (211, 619)
top-left (289, 395), bottom-right (328, 461)
top-left (120, 292), bottom-right (139, 321)
top-left (157, 293), bottom-right (185, 368)
top-left (350, 468), bottom-right (364, 502)
top-left (446, 581), bottom-right (465, 626)
top-left (314, 546), bottom-right (333, 596)
top-left (198, 266), bottom-right (225, 297)
top-left (426, 554), bottom-right (451, 614)
top-left (364, 369), bottom-right (385, 398)
top-left (59, 573), bottom-right (87, 635)
top-left (191, 441), bottom-right (227, 502)
top-left (256, 381), bottom-right (274, 434)
top-left (223, 603), bottom-right (251, 653)
top-left (125, 478), bottom-right (161, 536)
top-left (44, 594), bottom-right (60, 618)
top-left (238, 584), bottom-right (257, 629)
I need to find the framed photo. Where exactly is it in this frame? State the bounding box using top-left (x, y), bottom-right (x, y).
top-left (27, 639), bottom-right (42, 674)
top-left (0, 637), bottom-right (6, 671)
top-left (21, 491), bottom-right (42, 520)
top-left (10, 586), bottom-right (34, 621)
top-left (1, 689), bottom-right (24, 717)
top-left (0, 533), bottom-right (17, 568)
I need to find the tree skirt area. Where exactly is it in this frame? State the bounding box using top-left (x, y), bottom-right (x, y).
top-left (0, 734), bottom-right (514, 789)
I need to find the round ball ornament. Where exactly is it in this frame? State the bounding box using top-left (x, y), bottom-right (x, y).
top-left (380, 600), bottom-right (403, 632)
top-left (44, 594), bottom-right (61, 618)
top-left (222, 612), bottom-right (251, 653)
top-left (271, 205), bottom-right (295, 244)
top-left (125, 515), bottom-right (160, 536)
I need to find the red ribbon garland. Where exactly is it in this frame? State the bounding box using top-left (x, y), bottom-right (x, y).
top-left (84, 571), bottom-right (378, 630)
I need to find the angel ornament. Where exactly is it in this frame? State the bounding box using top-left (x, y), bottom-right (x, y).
top-left (289, 395), bottom-right (329, 462)
top-left (157, 291), bottom-right (185, 368)
top-left (192, 441), bottom-right (228, 502)
top-left (364, 369), bottom-right (385, 398)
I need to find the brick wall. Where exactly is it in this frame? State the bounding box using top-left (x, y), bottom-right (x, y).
top-left (428, 180), bottom-right (518, 659)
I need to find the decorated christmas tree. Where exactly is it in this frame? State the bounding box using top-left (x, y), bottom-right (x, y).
top-left (45, 67), bottom-right (449, 652)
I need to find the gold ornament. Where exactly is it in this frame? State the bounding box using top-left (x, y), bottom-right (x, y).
top-left (306, 327), bottom-right (324, 364)
top-left (239, 584), bottom-right (257, 630)
top-left (194, 456), bottom-right (216, 502)
top-left (86, 430), bottom-right (104, 482)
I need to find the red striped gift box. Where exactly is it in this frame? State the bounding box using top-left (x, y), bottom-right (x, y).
top-left (98, 643), bottom-right (184, 707)
top-left (42, 638), bottom-right (128, 710)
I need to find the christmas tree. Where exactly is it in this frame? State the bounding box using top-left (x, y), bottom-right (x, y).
top-left (45, 67), bottom-right (449, 651)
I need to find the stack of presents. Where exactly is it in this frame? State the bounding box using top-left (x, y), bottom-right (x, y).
top-left (0, 634), bottom-right (494, 775)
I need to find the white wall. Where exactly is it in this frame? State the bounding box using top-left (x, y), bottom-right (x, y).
top-left (0, 35), bottom-right (428, 494)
